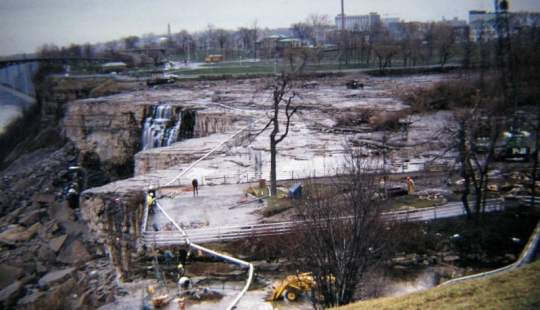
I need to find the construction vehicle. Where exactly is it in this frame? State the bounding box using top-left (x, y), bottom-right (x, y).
top-left (266, 272), bottom-right (334, 302)
top-left (205, 54), bottom-right (224, 63)
top-left (152, 293), bottom-right (172, 308)
top-left (345, 80), bottom-right (363, 89)
top-left (499, 111), bottom-right (531, 161)
top-left (473, 115), bottom-right (492, 153)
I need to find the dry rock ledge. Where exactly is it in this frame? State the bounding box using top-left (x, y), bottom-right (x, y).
top-left (2, 73), bottom-right (534, 309)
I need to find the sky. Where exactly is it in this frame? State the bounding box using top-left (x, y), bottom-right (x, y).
top-left (1, 0), bottom-right (539, 56)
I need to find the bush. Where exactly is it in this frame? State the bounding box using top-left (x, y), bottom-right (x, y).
top-left (370, 109), bottom-right (411, 131)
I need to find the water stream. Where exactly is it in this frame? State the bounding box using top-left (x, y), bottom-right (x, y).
top-left (141, 105), bottom-right (182, 150)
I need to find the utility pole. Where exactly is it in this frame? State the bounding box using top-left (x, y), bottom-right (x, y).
top-left (494, 0), bottom-right (516, 108)
top-left (339, 0), bottom-right (346, 69)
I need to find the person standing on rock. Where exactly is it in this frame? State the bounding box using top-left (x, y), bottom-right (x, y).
top-left (164, 249), bottom-right (174, 270)
top-left (148, 185), bottom-right (157, 197)
top-left (406, 176), bottom-right (415, 195)
top-left (147, 192), bottom-right (156, 214)
top-left (192, 178), bottom-right (199, 196)
top-left (177, 263), bottom-right (185, 277)
top-left (178, 247), bottom-right (188, 266)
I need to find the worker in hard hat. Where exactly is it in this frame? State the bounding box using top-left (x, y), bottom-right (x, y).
top-left (406, 176), bottom-right (415, 195)
top-left (147, 192), bottom-right (156, 214)
top-left (177, 263), bottom-right (185, 277)
top-left (178, 276), bottom-right (191, 292)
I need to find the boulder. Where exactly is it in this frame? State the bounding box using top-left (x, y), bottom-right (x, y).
top-left (19, 208), bottom-right (47, 227)
top-left (0, 225), bottom-right (25, 246)
top-left (0, 281), bottom-right (24, 309)
top-left (37, 267), bottom-right (75, 290)
top-left (0, 207), bottom-right (24, 227)
top-left (0, 223), bottom-right (40, 244)
top-left (0, 265), bottom-right (23, 290)
top-left (49, 200), bottom-right (75, 222)
top-left (57, 239), bottom-right (91, 265)
top-left (38, 244), bottom-right (57, 265)
top-left (49, 235), bottom-right (67, 252)
top-left (23, 222), bottom-right (43, 241)
top-left (59, 221), bottom-right (90, 240)
top-left (16, 291), bottom-right (45, 307)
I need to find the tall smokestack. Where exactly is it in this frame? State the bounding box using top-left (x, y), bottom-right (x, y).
top-left (341, 0), bottom-right (345, 30)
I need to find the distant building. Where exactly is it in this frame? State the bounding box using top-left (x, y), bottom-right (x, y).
top-left (441, 17), bottom-right (467, 27)
top-left (469, 10), bottom-right (540, 41)
top-left (382, 17), bottom-right (401, 26)
top-left (335, 13), bottom-right (381, 31)
top-left (257, 35), bottom-right (302, 59)
top-left (101, 62), bottom-right (127, 74)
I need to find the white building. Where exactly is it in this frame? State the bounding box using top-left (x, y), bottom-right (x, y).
top-left (335, 13), bottom-right (381, 31)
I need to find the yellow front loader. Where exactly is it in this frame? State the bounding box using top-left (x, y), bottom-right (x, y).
top-left (266, 272), bottom-right (318, 301)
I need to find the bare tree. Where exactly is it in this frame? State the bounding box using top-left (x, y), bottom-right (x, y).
top-left (123, 36), bottom-right (140, 50)
top-left (236, 26), bottom-right (255, 52)
top-left (397, 22), bottom-right (423, 68)
top-left (173, 30), bottom-right (193, 59)
top-left (443, 89), bottom-right (506, 220)
top-left (37, 44), bottom-right (60, 58)
top-left (306, 13), bottom-right (333, 47)
top-left (291, 22), bottom-right (313, 47)
top-left (82, 43), bottom-right (93, 58)
top-left (215, 28), bottom-right (230, 56)
top-left (205, 24), bottom-right (216, 52)
top-left (433, 24), bottom-right (459, 68)
top-left (251, 20), bottom-right (259, 61)
top-left (254, 62), bottom-right (307, 195)
top-left (284, 155), bottom-right (396, 308)
top-left (371, 26), bottom-right (399, 73)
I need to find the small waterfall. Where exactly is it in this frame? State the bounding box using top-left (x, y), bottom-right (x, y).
top-left (141, 105), bottom-right (182, 150)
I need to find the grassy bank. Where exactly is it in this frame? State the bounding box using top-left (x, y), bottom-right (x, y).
top-left (336, 260), bottom-right (540, 310)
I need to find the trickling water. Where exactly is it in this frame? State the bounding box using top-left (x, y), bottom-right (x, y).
top-left (142, 105), bottom-right (182, 150)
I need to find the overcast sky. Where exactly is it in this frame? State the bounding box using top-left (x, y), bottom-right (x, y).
top-left (1, 0), bottom-right (539, 56)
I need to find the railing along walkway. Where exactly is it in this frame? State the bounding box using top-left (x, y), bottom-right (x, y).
top-left (141, 199), bottom-right (505, 246)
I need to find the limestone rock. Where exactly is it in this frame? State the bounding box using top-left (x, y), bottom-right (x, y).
top-left (0, 222), bottom-right (41, 245)
top-left (0, 207), bottom-right (24, 227)
top-left (37, 267), bottom-right (75, 290)
top-left (49, 235), bottom-right (67, 252)
top-left (57, 240), bottom-right (91, 265)
top-left (49, 200), bottom-right (75, 222)
top-left (38, 244), bottom-right (57, 265)
top-left (0, 281), bottom-right (24, 309)
top-left (0, 265), bottom-right (23, 290)
top-left (0, 225), bottom-right (25, 246)
top-left (19, 208), bottom-right (47, 227)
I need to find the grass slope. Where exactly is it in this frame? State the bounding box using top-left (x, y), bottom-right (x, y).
top-left (336, 261), bottom-right (540, 310)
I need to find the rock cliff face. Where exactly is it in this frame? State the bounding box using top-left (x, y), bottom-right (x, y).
top-left (61, 98), bottom-right (148, 180)
top-left (78, 190), bottom-right (143, 281)
top-left (61, 98), bottom-right (237, 176)
top-left (0, 76), bottom-right (234, 308)
top-left (0, 75), bottom-right (259, 308)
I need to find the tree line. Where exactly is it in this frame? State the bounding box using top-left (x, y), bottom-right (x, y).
top-left (35, 12), bottom-right (540, 73)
